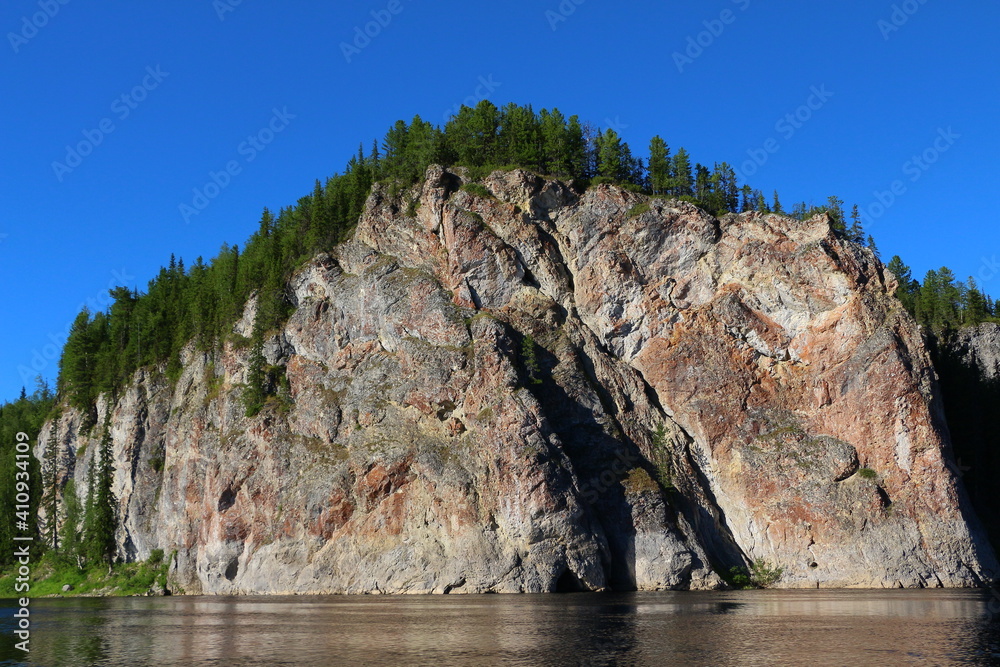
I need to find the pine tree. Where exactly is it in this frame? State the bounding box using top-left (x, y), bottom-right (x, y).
top-left (963, 277), bottom-right (990, 325)
top-left (381, 119), bottom-right (410, 182)
top-left (242, 302), bottom-right (269, 417)
top-left (887, 256), bottom-right (916, 315)
top-left (717, 163), bottom-right (739, 213)
top-left (539, 108), bottom-right (569, 176)
top-left (693, 164), bottom-right (711, 202)
top-left (566, 115), bottom-right (588, 179)
top-left (83, 412), bottom-right (117, 567)
top-left (756, 190), bottom-right (769, 213)
top-left (772, 190), bottom-right (783, 215)
top-left (60, 310), bottom-right (97, 410)
top-left (499, 103), bottom-right (542, 171)
top-left (826, 195), bottom-right (846, 231)
top-left (848, 205), bottom-right (864, 242)
top-left (671, 148), bottom-right (693, 197)
top-left (866, 235), bottom-right (880, 260)
top-left (368, 139), bottom-right (381, 175)
top-left (648, 136), bottom-right (670, 195)
top-left (596, 129), bottom-right (626, 181)
top-left (61, 480), bottom-right (83, 566)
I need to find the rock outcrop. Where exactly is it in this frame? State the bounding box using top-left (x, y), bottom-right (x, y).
top-left (946, 323), bottom-right (1000, 380)
top-left (39, 166), bottom-right (997, 593)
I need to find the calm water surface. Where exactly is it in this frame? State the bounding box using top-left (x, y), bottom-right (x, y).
top-left (1, 590), bottom-right (999, 666)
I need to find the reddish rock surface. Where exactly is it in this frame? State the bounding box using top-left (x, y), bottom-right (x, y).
top-left (39, 166), bottom-right (996, 593)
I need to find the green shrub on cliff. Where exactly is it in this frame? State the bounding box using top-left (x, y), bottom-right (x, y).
top-left (726, 559), bottom-right (784, 589)
top-left (520, 335), bottom-right (543, 385)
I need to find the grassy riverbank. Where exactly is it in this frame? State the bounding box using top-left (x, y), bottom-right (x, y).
top-left (0, 549), bottom-right (175, 597)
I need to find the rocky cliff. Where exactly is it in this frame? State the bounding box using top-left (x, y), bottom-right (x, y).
top-left (929, 322), bottom-right (1000, 554)
top-left (947, 323), bottom-right (1000, 381)
top-left (39, 166), bottom-right (997, 593)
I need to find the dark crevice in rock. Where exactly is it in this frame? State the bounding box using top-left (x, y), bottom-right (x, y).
top-left (465, 279), bottom-right (482, 310)
top-left (875, 485), bottom-right (892, 509)
top-left (677, 438), bottom-right (747, 574)
top-left (218, 487), bottom-right (237, 512)
top-left (555, 568), bottom-right (585, 593)
top-left (526, 340), bottom-right (637, 589)
top-left (224, 558), bottom-right (239, 581)
top-left (508, 247), bottom-right (541, 290)
top-left (443, 578), bottom-right (465, 594)
top-left (438, 170), bottom-right (463, 201)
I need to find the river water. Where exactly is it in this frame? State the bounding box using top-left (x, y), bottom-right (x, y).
top-left (1, 590), bottom-right (999, 666)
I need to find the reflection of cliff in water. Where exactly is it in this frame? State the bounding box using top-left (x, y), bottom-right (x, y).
top-left (4, 591), bottom-right (999, 665)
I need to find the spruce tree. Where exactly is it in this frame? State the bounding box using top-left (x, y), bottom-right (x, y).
top-left (756, 190), bottom-right (769, 213)
top-left (963, 277), bottom-right (990, 325)
top-left (61, 480), bottom-right (83, 566)
top-left (716, 163), bottom-right (739, 213)
top-left (693, 164), bottom-right (711, 202)
top-left (887, 256), bottom-right (916, 315)
top-left (539, 108), bottom-right (569, 176)
top-left (243, 303), bottom-right (269, 417)
top-left (671, 148), bottom-right (693, 197)
top-left (83, 412), bottom-right (117, 567)
top-left (648, 136), bottom-right (670, 195)
top-left (566, 115), bottom-right (588, 178)
top-left (596, 129), bottom-right (625, 181)
top-left (848, 204), bottom-right (864, 242)
top-left (826, 195), bottom-right (846, 231)
top-left (866, 235), bottom-right (881, 260)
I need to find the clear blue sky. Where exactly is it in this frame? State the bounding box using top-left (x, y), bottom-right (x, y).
top-left (2, 0), bottom-right (998, 403)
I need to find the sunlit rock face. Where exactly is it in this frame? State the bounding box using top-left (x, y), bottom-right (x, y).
top-left (40, 166), bottom-right (996, 593)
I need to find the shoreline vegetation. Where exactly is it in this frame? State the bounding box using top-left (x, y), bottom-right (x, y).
top-left (0, 550), bottom-right (174, 598)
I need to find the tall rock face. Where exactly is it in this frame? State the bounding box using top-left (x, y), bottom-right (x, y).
top-left (931, 323), bottom-right (1000, 552)
top-left (946, 323), bottom-right (1000, 381)
top-left (39, 166), bottom-right (996, 593)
